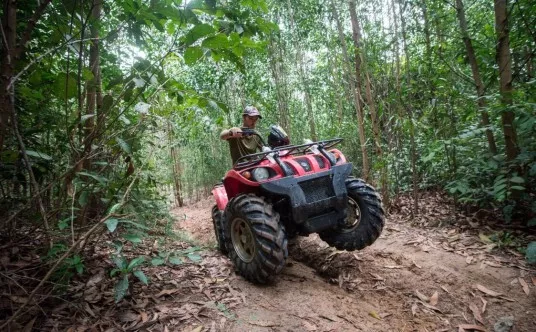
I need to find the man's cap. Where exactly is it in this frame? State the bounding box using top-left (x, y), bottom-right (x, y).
top-left (243, 106), bottom-right (262, 119)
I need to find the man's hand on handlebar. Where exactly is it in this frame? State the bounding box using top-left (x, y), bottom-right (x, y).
top-left (229, 127), bottom-right (243, 138)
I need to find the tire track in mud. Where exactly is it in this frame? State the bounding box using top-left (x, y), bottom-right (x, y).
top-left (173, 199), bottom-right (536, 331)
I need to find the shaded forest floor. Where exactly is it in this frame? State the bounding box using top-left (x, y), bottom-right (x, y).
top-left (1, 193), bottom-right (535, 331)
top-left (169, 193), bottom-right (536, 332)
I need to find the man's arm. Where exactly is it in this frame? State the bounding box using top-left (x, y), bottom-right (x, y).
top-left (220, 127), bottom-right (242, 140)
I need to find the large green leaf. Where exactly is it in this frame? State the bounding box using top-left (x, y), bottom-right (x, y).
top-left (184, 23), bottom-right (215, 46)
top-left (526, 242), bottom-right (536, 264)
top-left (127, 256), bottom-right (145, 270)
top-left (184, 47), bottom-right (204, 65)
top-left (54, 73), bottom-right (77, 99)
top-left (78, 171), bottom-right (108, 185)
top-left (133, 270), bottom-right (149, 285)
top-left (123, 234), bottom-right (143, 243)
top-left (151, 257), bottom-right (165, 266)
top-left (26, 150), bottom-right (52, 160)
top-left (201, 33), bottom-right (229, 49)
top-left (116, 138), bottom-right (131, 154)
top-left (114, 275), bottom-right (129, 303)
top-left (105, 218), bottom-right (119, 232)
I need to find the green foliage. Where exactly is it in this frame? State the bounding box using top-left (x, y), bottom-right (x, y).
top-left (526, 242), bottom-right (536, 264)
top-left (150, 246), bottom-right (204, 266)
top-left (110, 254), bottom-right (148, 302)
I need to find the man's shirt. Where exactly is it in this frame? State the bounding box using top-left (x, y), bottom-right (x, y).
top-left (228, 128), bottom-right (263, 164)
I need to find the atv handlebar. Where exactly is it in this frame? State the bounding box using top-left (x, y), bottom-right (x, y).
top-left (240, 128), bottom-right (267, 146)
top-left (234, 137), bottom-right (343, 170)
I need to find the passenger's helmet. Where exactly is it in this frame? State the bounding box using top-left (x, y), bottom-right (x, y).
top-left (268, 125), bottom-right (290, 148)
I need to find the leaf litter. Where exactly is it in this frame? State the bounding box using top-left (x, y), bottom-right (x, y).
top-left (4, 193), bottom-right (535, 331)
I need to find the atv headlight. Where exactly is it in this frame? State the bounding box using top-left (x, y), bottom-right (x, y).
top-left (252, 167), bottom-right (270, 181)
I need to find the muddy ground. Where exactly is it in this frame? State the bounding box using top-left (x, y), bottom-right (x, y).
top-left (171, 195), bottom-right (536, 332)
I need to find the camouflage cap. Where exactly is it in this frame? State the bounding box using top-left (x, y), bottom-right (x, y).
top-left (243, 106), bottom-right (262, 119)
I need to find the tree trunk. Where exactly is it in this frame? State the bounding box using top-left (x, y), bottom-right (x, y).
top-left (168, 122), bottom-right (184, 207)
top-left (455, 0), bottom-right (498, 155)
top-left (328, 54), bottom-right (344, 129)
top-left (268, 36), bottom-right (290, 133)
top-left (399, 0), bottom-right (419, 217)
top-left (494, 0), bottom-right (519, 161)
top-left (84, 0), bottom-right (102, 169)
top-left (348, 0), bottom-right (382, 158)
top-left (78, 0), bottom-right (102, 226)
top-left (286, 0), bottom-right (317, 141)
top-left (348, 0), bottom-right (387, 201)
top-left (0, 0), bottom-right (17, 153)
top-left (331, 0), bottom-right (370, 180)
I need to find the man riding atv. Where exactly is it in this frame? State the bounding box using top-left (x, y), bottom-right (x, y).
top-left (220, 106), bottom-right (264, 164)
top-left (212, 117), bottom-right (385, 284)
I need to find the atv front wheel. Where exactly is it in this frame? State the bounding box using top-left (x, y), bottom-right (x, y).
top-left (211, 205), bottom-right (228, 255)
top-left (319, 178), bottom-right (385, 250)
top-left (224, 194), bottom-right (288, 284)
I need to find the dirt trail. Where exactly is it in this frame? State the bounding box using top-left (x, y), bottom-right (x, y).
top-left (172, 197), bottom-right (536, 332)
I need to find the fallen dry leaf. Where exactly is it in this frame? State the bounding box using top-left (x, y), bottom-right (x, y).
top-left (411, 303), bottom-right (418, 317)
top-left (303, 320), bottom-right (317, 331)
top-left (415, 290), bottom-right (429, 302)
top-left (368, 311), bottom-right (381, 320)
top-left (429, 291), bottom-right (439, 306)
top-left (458, 324), bottom-right (487, 331)
top-left (475, 284), bottom-right (502, 297)
top-left (480, 297), bottom-right (487, 314)
top-left (478, 234), bottom-right (492, 244)
top-left (469, 303), bottom-right (484, 325)
top-left (483, 261), bottom-right (502, 268)
top-left (518, 278), bottom-right (530, 295)
top-left (156, 289), bottom-right (179, 297)
top-left (418, 301), bottom-right (442, 313)
top-left (190, 326), bottom-right (203, 332)
top-left (9, 295), bottom-right (30, 304)
top-left (531, 276), bottom-right (536, 286)
top-left (249, 320), bottom-right (280, 327)
top-left (21, 317), bottom-right (36, 332)
top-left (140, 311), bottom-right (148, 323)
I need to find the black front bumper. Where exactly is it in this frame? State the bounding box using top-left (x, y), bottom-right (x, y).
top-left (259, 163), bottom-right (352, 234)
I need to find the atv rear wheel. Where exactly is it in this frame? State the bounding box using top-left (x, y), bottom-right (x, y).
top-left (319, 178), bottom-right (385, 250)
top-left (224, 194), bottom-right (288, 284)
top-left (211, 205), bottom-right (228, 255)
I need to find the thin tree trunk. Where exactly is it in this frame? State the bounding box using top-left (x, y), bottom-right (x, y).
top-left (79, 0), bottom-right (102, 226)
top-left (348, 0), bottom-right (382, 157)
top-left (399, 0), bottom-right (419, 217)
top-left (331, 0), bottom-right (370, 180)
top-left (286, 0), bottom-right (317, 141)
top-left (168, 122), bottom-right (184, 207)
top-left (268, 35), bottom-right (290, 133)
top-left (494, 0), bottom-right (519, 161)
top-left (455, 0), bottom-right (498, 155)
top-left (348, 0), bottom-right (387, 202)
top-left (84, 0), bottom-right (102, 170)
top-left (0, 0), bottom-right (17, 153)
top-left (328, 54), bottom-right (344, 129)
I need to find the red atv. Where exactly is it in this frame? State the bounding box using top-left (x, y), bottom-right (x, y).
top-left (211, 126), bottom-right (384, 284)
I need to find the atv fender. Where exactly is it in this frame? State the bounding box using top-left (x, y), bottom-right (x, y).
top-left (212, 185), bottom-right (229, 211)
